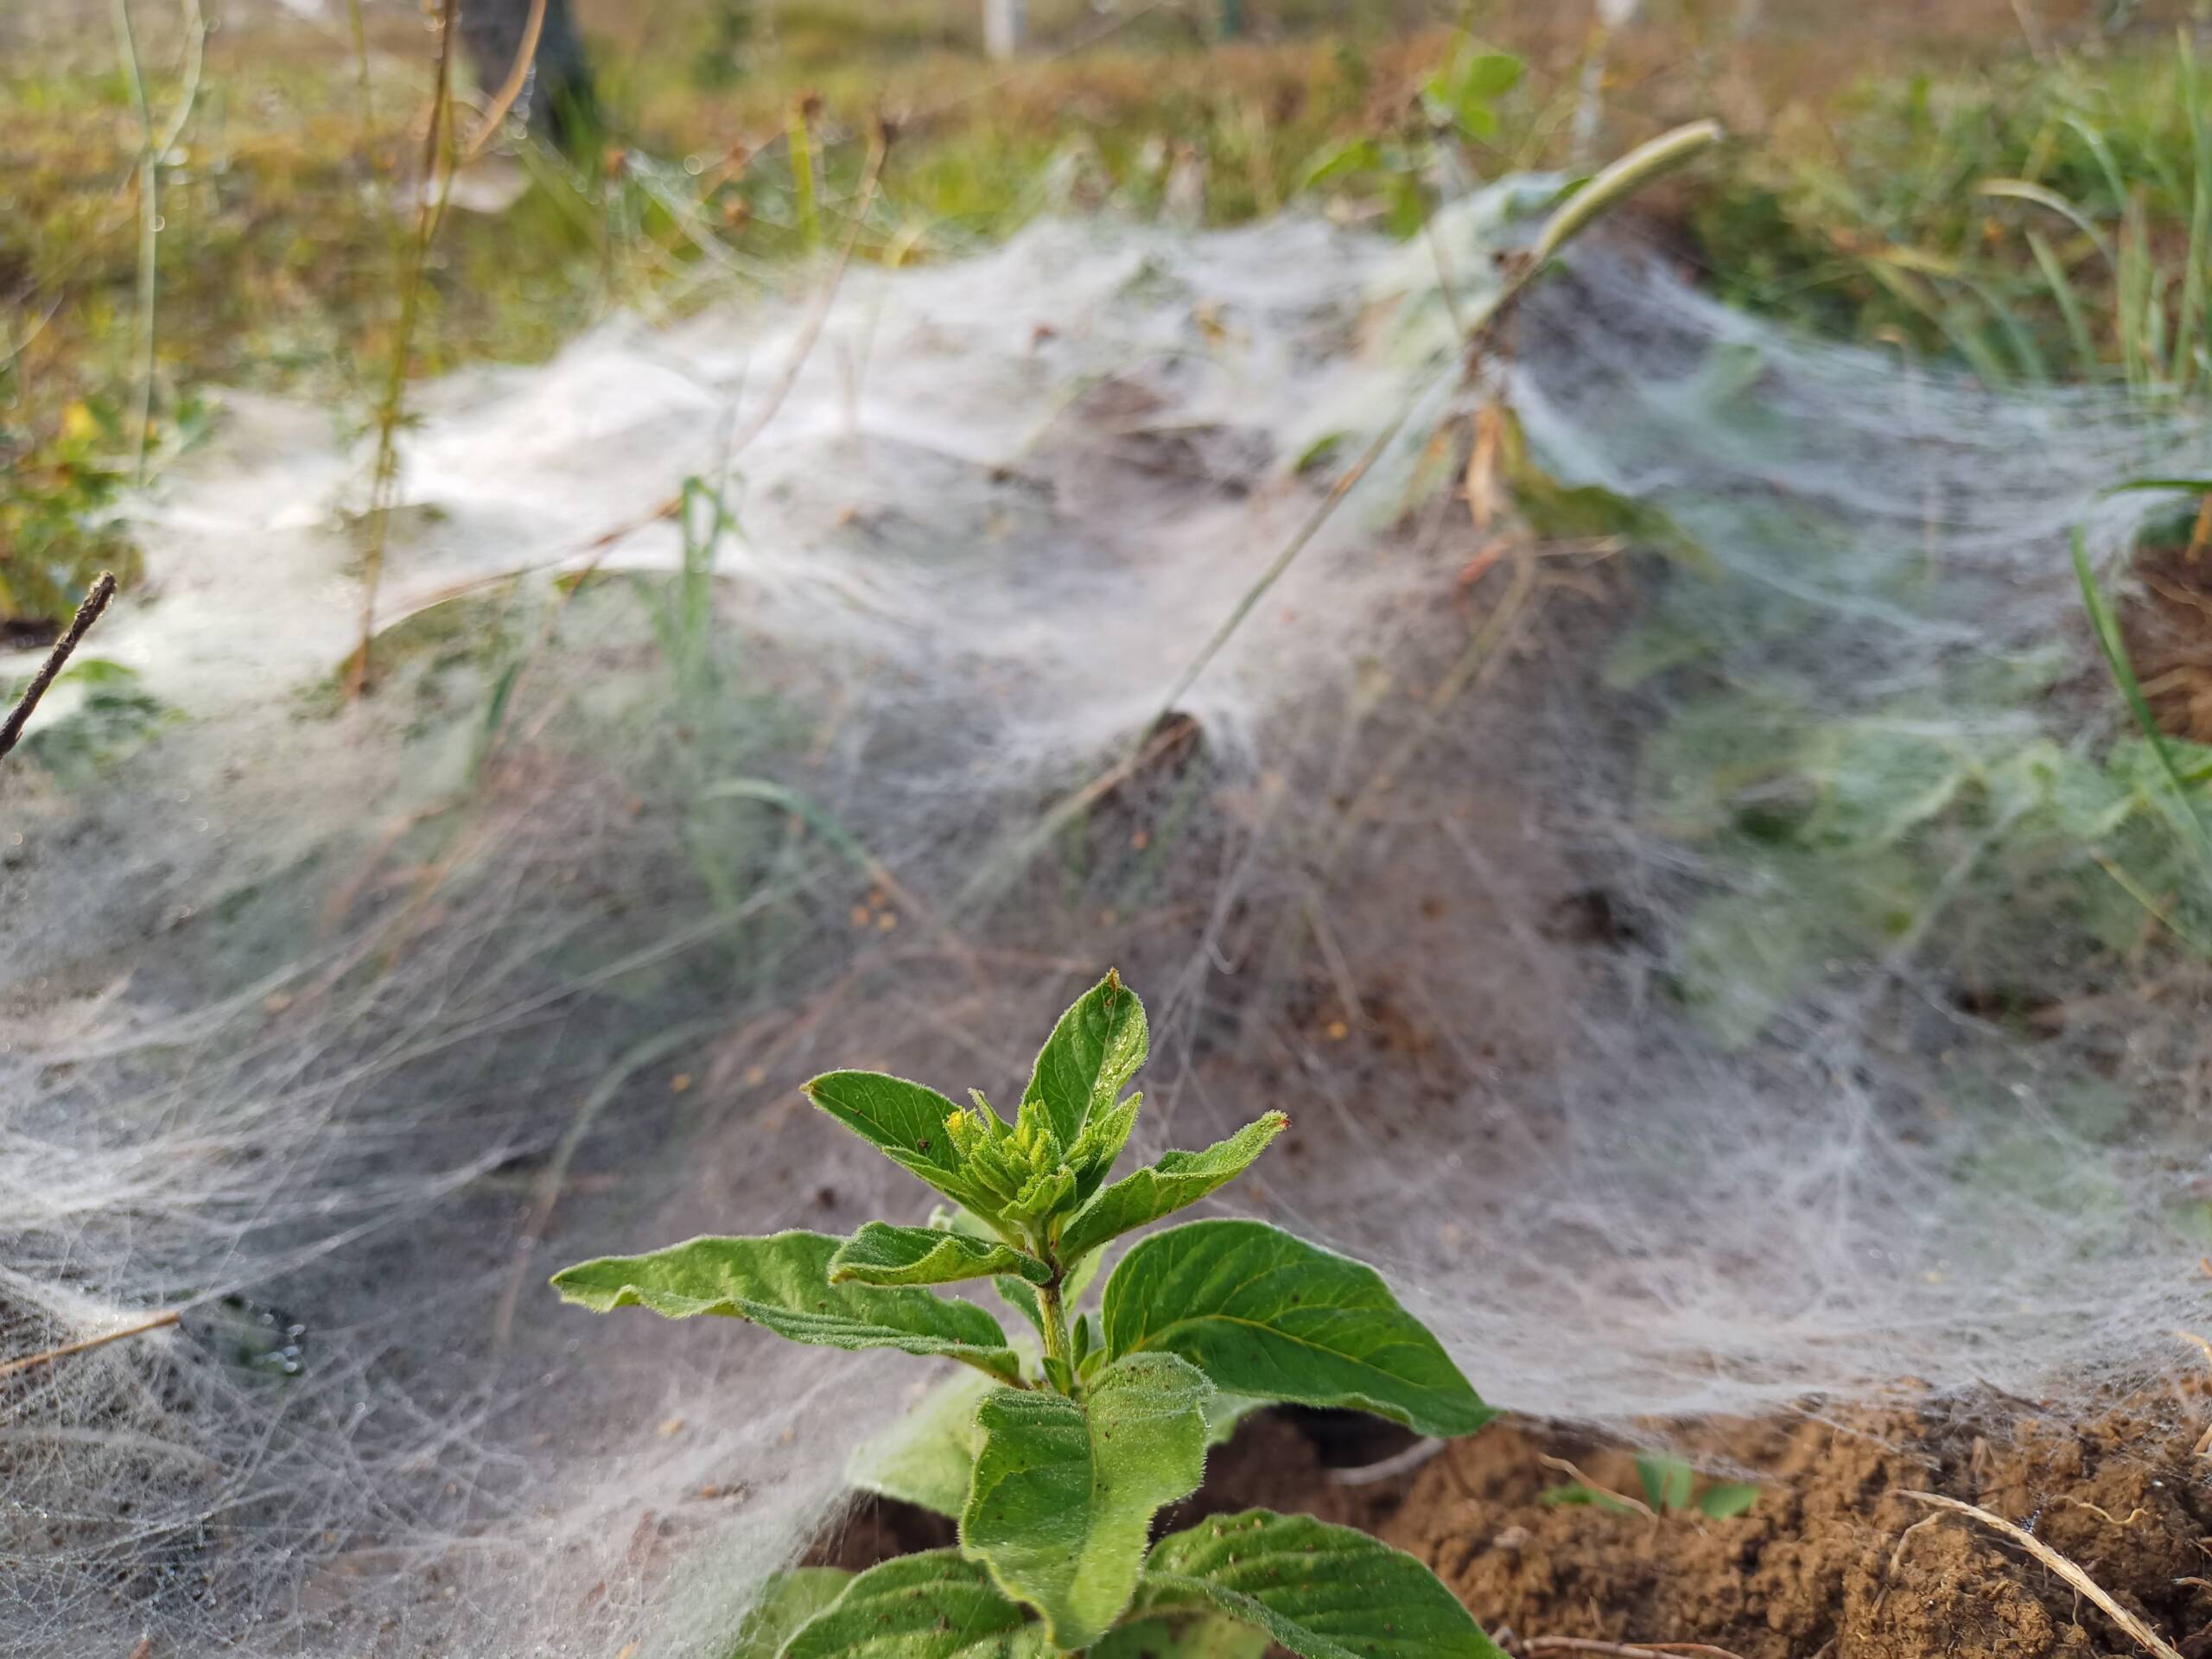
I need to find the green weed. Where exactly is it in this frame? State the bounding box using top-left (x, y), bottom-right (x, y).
top-left (1695, 38), bottom-right (2212, 386)
top-left (1543, 1453), bottom-right (1760, 1520)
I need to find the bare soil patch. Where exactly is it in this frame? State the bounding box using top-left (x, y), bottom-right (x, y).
top-left (2123, 527), bottom-right (2212, 744)
top-left (819, 1390), bottom-right (2212, 1659)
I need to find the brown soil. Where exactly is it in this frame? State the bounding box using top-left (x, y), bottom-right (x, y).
top-left (1382, 1399), bottom-right (2212, 1659)
top-left (819, 1394), bottom-right (2212, 1659)
top-left (2122, 530), bottom-right (2212, 744)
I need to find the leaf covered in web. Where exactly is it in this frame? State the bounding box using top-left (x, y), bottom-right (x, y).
top-left (550, 1230), bottom-right (1019, 1382)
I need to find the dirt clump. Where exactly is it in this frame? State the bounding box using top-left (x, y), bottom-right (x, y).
top-left (1382, 1398), bottom-right (2212, 1659)
top-left (2120, 524), bottom-right (2212, 743)
top-left (806, 1392), bottom-right (2212, 1659)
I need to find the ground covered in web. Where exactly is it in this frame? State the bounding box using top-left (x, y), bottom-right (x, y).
top-left (10, 182), bottom-right (2212, 1659)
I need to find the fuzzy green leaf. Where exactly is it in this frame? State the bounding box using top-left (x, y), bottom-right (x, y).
top-left (830, 1224), bottom-right (1051, 1288)
top-left (550, 1231), bottom-right (1020, 1382)
top-left (846, 1370), bottom-right (994, 1519)
top-left (938, 1205), bottom-right (1103, 1337)
top-left (1092, 1615), bottom-right (1270, 1659)
top-left (962, 1353), bottom-right (1212, 1649)
top-left (722, 1568), bottom-right (852, 1659)
top-left (1022, 971), bottom-right (1148, 1150)
top-left (804, 1071), bottom-right (982, 1210)
top-left (997, 1277), bottom-right (1046, 1337)
top-left (1068, 1092), bottom-right (1144, 1207)
top-left (1100, 1220), bottom-right (1492, 1438)
top-left (1137, 1511), bottom-right (1504, 1659)
top-left (1072, 1310), bottom-right (1098, 1373)
top-left (1058, 1114), bottom-right (1289, 1262)
top-left (779, 1552), bottom-right (1046, 1659)
top-left (1002, 1165), bottom-right (1077, 1229)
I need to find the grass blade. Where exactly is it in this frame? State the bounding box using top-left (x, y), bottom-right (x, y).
top-left (2073, 528), bottom-right (2212, 868)
top-left (2024, 228), bottom-right (2098, 374)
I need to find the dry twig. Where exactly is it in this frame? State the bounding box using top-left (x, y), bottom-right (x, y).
top-left (0, 572), bottom-right (119, 765)
top-left (460, 0), bottom-right (548, 161)
top-left (1898, 1491), bottom-right (2185, 1659)
top-left (0, 1308), bottom-right (181, 1381)
top-left (1872, 1511), bottom-right (1942, 1615)
top-left (1525, 1639), bottom-right (1747, 1659)
top-left (1537, 1454), bottom-right (1656, 1520)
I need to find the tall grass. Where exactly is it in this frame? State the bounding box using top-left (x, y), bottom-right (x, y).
top-left (1701, 34), bottom-right (2212, 391)
top-left (1978, 34), bottom-right (2212, 396)
top-left (109, 0), bottom-right (207, 486)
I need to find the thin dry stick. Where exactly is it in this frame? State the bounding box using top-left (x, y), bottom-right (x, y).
top-left (1314, 537), bottom-right (1541, 875)
top-left (1014, 124), bottom-right (1725, 906)
top-left (1897, 1491), bottom-right (2186, 1659)
top-left (0, 572), bottom-right (119, 764)
top-left (0, 1308), bottom-right (181, 1381)
top-left (720, 130), bottom-right (888, 465)
top-left (1144, 395), bottom-right (1422, 734)
top-left (348, 0), bottom-right (461, 700)
top-left (345, 0), bottom-right (375, 126)
top-left (111, 0), bottom-right (208, 485)
top-left (460, 0), bottom-right (548, 162)
top-left (1538, 1454), bottom-right (1657, 1520)
top-left (1872, 1511), bottom-right (1942, 1615)
top-left (955, 702), bottom-right (1244, 907)
top-left (1327, 1435), bottom-right (1445, 1486)
top-left (1525, 1641), bottom-right (1747, 1659)
top-left (475, 143), bottom-right (887, 764)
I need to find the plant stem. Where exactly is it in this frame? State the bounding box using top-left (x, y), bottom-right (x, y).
top-left (345, 0), bottom-right (374, 126)
top-left (789, 96), bottom-right (821, 249)
top-left (111, 0), bottom-right (154, 485)
top-left (1036, 1276), bottom-right (1073, 1381)
top-left (460, 0), bottom-right (550, 162)
top-left (0, 1307), bottom-right (181, 1379)
top-left (110, 0), bottom-right (207, 488)
top-left (349, 0), bottom-right (459, 699)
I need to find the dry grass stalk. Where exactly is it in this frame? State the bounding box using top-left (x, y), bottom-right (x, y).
top-left (1536, 1454), bottom-right (1656, 1521)
top-left (1524, 1639), bottom-right (1748, 1659)
top-left (461, 0), bottom-right (550, 162)
top-left (0, 571), bottom-right (119, 765)
top-left (1897, 1491), bottom-right (2184, 1659)
top-left (0, 1308), bottom-right (181, 1380)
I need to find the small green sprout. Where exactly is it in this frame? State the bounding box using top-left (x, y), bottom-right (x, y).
top-left (1542, 1454), bottom-right (1759, 1521)
top-left (554, 970), bottom-right (1504, 1659)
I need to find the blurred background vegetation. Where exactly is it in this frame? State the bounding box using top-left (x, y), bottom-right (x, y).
top-left (2, 0), bottom-right (2205, 641)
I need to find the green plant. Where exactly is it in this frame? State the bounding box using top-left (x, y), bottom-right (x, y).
top-left (1299, 39), bottom-right (1524, 238)
top-left (0, 400), bottom-right (145, 634)
top-left (554, 971), bottom-right (1503, 1659)
top-left (1636, 667), bottom-right (2212, 1046)
top-left (1542, 1453), bottom-right (1759, 1521)
top-left (1693, 38), bottom-right (2211, 389)
top-left (3, 657), bottom-right (175, 783)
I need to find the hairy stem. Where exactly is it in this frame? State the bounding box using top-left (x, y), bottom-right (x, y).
top-left (1036, 1276), bottom-right (1073, 1382)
